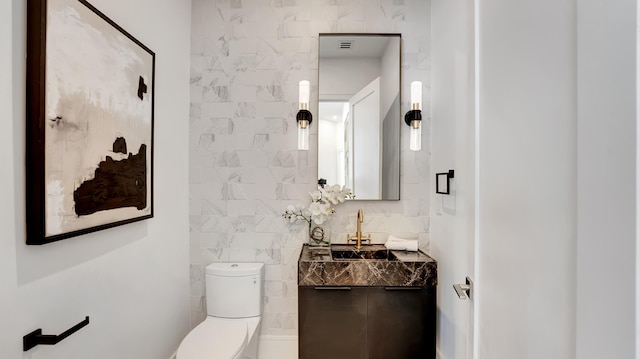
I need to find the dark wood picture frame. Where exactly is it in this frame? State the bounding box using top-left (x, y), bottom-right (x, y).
top-left (26, 0), bottom-right (155, 245)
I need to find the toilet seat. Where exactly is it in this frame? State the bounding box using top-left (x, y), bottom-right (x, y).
top-left (176, 317), bottom-right (249, 359)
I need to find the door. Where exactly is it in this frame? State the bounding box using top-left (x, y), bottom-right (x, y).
top-left (349, 77), bottom-right (381, 199)
top-left (431, 0), bottom-right (476, 358)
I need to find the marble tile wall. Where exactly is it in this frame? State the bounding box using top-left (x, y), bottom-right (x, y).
top-left (189, 0), bottom-right (431, 335)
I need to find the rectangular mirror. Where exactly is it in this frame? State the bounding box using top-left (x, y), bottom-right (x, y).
top-left (318, 33), bottom-right (401, 200)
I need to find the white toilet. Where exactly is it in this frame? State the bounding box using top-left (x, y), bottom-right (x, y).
top-left (177, 262), bottom-right (264, 359)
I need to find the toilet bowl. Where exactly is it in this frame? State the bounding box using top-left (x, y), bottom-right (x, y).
top-left (177, 262), bottom-right (264, 359)
top-left (176, 316), bottom-right (260, 359)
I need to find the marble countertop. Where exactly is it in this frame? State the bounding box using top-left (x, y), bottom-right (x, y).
top-left (298, 244), bottom-right (438, 287)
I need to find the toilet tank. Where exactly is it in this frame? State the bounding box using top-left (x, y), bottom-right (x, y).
top-left (205, 262), bottom-right (264, 318)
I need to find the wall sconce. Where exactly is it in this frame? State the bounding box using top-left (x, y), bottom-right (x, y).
top-left (405, 81), bottom-right (422, 151)
top-left (297, 80), bottom-right (312, 150)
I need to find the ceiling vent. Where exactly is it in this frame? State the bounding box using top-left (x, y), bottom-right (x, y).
top-left (338, 40), bottom-right (353, 50)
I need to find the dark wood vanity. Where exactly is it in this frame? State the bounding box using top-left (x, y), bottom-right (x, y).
top-left (298, 244), bottom-right (437, 359)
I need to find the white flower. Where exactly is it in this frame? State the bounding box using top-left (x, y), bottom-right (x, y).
top-left (309, 201), bottom-right (332, 224)
top-left (309, 189), bottom-right (322, 202)
top-left (337, 187), bottom-right (352, 203)
top-left (283, 183), bottom-right (353, 227)
top-left (322, 189), bottom-right (339, 205)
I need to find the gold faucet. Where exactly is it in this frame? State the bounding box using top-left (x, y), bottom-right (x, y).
top-left (347, 209), bottom-right (371, 250)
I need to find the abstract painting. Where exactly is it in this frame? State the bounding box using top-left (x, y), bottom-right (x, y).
top-left (26, 0), bottom-right (155, 244)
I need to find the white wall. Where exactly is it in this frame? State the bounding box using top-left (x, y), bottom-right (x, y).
top-left (380, 38), bottom-right (402, 201)
top-left (0, 0), bottom-right (19, 356)
top-left (431, 1), bottom-right (475, 358)
top-left (576, 0), bottom-right (637, 358)
top-left (477, 0), bottom-right (577, 358)
top-left (380, 38), bottom-right (400, 119)
top-left (0, 0), bottom-right (192, 358)
top-left (319, 57), bottom-right (380, 100)
top-left (189, 0), bottom-right (432, 339)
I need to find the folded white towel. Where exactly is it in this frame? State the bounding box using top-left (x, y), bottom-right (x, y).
top-left (384, 235), bottom-right (418, 251)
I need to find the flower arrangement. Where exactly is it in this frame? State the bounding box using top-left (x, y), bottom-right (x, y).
top-left (283, 181), bottom-right (353, 245)
top-left (282, 183), bottom-right (353, 226)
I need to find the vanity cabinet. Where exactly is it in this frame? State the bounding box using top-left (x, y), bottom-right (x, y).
top-left (367, 286), bottom-right (436, 359)
top-left (298, 286), bottom-right (436, 359)
top-left (298, 287), bottom-right (368, 359)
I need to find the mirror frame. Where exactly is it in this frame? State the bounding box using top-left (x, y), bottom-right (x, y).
top-left (317, 33), bottom-right (402, 201)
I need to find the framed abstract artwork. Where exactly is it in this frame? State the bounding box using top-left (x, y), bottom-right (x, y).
top-left (26, 0), bottom-right (155, 244)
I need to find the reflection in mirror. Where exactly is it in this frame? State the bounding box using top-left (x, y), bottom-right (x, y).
top-left (318, 34), bottom-right (401, 200)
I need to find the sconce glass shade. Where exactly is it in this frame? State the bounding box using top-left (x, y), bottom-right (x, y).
top-left (296, 108), bottom-right (312, 150)
top-left (405, 110), bottom-right (422, 151)
top-left (298, 119), bottom-right (309, 150)
top-left (299, 80), bottom-right (310, 110)
top-left (409, 120), bottom-right (421, 151)
top-left (411, 81), bottom-right (422, 110)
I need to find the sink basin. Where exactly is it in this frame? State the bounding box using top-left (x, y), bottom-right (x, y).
top-left (331, 249), bottom-right (398, 261)
top-left (299, 244), bottom-right (438, 287)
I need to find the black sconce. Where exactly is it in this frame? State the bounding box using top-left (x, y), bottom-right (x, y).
top-left (405, 81), bottom-right (422, 151)
top-left (297, 80), bottom-right (312, 150)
